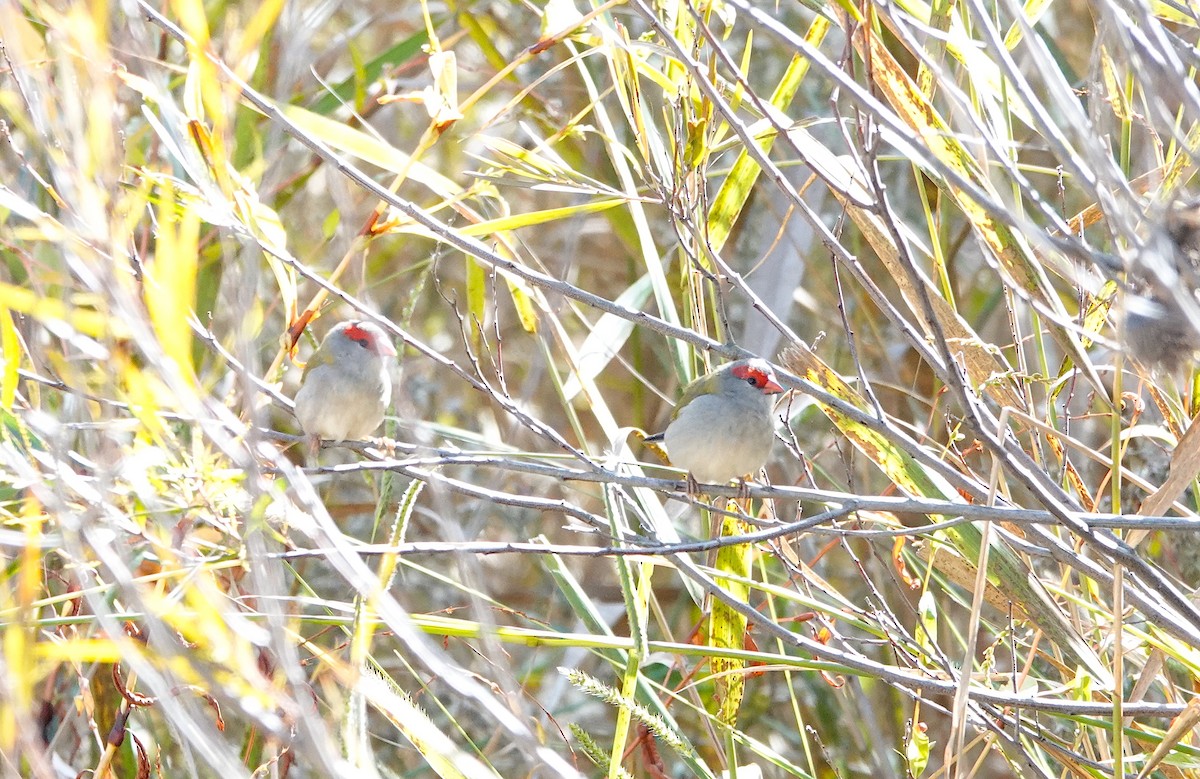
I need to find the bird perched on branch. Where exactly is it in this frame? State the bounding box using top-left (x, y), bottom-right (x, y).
top-left (293, 320), bottom-right (396, 456)
top-left (646, 358), bottom-right (784, 490)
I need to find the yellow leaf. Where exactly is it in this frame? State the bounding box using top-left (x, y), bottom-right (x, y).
top-left (708, 21), bottom-right (825, 253)
top-left (278, 103), bottom-right (461, 199)
top-left (466, 256), bottom-right (486, 349)
top-left (447, 199), bottom-right (624, 236)
top-left (237, 0), bottom-right (286, 62)
top-left (0, 307), bottom-right (19, 410)
top-left (0, 282), bottom-right (129, 340)
top-left (711, 512), bottom-right (751, 727)
top-left (146, 185), bottom-right (199, 384)
top-left (427, 50), bottom-right (463, 131)
top-left (503, 275), bottom-right (539, 334)
top-left (36, 638), bottom-right (124, 665)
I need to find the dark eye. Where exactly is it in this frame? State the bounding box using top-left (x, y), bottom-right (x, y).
top-left (746, 376), bottom-right (759, 387)
top-left (354, 338), bottom-right (368, 349)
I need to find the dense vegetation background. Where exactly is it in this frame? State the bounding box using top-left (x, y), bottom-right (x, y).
top-left (5, 0), bottom-right (1200, 776)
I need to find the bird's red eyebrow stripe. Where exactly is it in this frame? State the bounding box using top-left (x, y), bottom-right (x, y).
top-left (343, 323), bottom-right (397, 356)
top-left (733, 363), bottom-right (784, 393)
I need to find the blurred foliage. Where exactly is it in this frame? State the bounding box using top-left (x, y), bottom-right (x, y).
top-left (5, 0), bottom-right (1200, 777)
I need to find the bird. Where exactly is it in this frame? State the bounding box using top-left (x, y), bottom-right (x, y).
top-left (1122, 292), bottom-right (1200, 371)
top-left (1122, 198), bottom-right (1200, 371)
top-left (293, 320), bottom-right (396, 456)
top-left (646, 358), bottom-right (784, 489)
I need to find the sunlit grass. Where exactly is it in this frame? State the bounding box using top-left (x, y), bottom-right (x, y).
top-left (3, 0), bottom-right (1200, 776)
